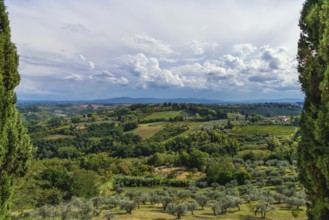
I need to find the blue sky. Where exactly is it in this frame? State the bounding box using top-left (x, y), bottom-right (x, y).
top-left (7, 0), bottom-right (305, 101)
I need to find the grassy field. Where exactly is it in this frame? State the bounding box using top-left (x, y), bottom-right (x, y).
top-left (94, 203), bottom-right (307, 220)
top-left (143, 111), bottom-right (181, 120)
top-left (231, 125), bottom-right (297, 137)
top-left (131, 123), bottom-right (165, 139)
top-left (191, 120), bottom-right (229, 130)
top-left (43, 134), bottom-right (75, 140)
top-left (102, 184), bottom-right (307, 220)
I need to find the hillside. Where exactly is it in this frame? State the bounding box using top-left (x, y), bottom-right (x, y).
top-left (13, 102), bottom-right (306, 219)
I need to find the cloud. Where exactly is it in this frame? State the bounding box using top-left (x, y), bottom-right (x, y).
top-left (94, 70), bottom-right (129, 85)
top-left (150, 44), bottom-right (297, 92)
top-left (61, 23), bottom-right (91, 35)
top-left (123, 35), bottom-right (173, 56)
top-left (233, 43), bottom-right (257, 56)
top-left (121, 43), bottom-right (299, 93)
top-left (128, 53), bottom-right (184, 88)
top-left (89, 61), bottom-right (95, 70)
top-left (79, 54), bottom-right (86, 61)
top-left (248, 75), bottom-right (278, 83)
top-left (189, 40), bottom-right (219, 56)
top-left (7, 0), bottom-right (304, 100)
top-left (64, 74), bottom-right (83, 81)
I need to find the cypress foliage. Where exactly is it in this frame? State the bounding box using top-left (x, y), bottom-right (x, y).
top-left (298, 0), bottom-right (329, 219)
top-left (0, 1), bottom-right (32, 219)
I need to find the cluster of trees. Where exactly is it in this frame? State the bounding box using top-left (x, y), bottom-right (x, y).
top-left (22, 181), bottom-right (307, 220)
top-left (32, 122), bottom-right (242, 171)
top-left (12, 160), bottom-right (101, 211)
top-left (149, 124), bottom-right (189, 142)
top-left (165, 130), bottom-right (240, 157)
top-left (12, 152), bottom-right (304, 216)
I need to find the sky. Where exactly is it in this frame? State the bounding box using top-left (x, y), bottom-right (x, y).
top-left (6, 0), bottom-right (305, 101)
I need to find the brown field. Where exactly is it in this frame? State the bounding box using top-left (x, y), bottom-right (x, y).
top-left (155, 166), bottom-right (205, 180)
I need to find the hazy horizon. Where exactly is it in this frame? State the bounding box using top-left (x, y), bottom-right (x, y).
top-left (7, 0), bottom-right (305, 101)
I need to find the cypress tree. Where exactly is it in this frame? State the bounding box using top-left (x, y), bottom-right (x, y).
top-left (298, 0), bottom-right (329, 219)
top-left (0, 1), bottom-right (32, 219)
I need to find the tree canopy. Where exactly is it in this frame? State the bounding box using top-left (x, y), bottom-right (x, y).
top-left (298, 0), bottom-right (329, 219)
top-left (0, 1), bottom-right (32, 219)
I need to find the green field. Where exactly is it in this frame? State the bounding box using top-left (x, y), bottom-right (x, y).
top-left (231, 125), bottom-right (297, 136)
top-left (43, 134), bottom-right (75, 140)
top-left (143, 111), bottom-right (181, 120)
top-left (131, 123), bottom-right (165, 139)
top-left (104, 205), bottom-right (307, 220)
top-left (191, 119), bottom-right (228, 130)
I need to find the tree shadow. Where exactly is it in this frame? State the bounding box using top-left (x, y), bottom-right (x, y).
top-left (189, 215), bottom-right (215, 219)
top-left (237, 214), bottom-right (265, 220)
top-left (149, 208), bottom-right (167, 213)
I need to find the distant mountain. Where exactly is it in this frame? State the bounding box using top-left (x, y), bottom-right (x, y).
top-left (91, 97), bottom-right (304, 104)
top-left (18, 97), bottom-right (304, 105)
top-left (233, 98), bottom-right (304, 104)
top-left (90, 97), bottom-right (225, 104)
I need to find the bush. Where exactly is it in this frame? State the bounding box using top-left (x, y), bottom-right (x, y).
top-left (71, 169), bottom-right (100, 198)
top-left (163, 179), bottom-right (192, 187)
top-left (115, 176), bottom-right (162, 187)
top-left (267, 177), bottom-right (283, 186)
top-left (234, 170), bottom-right (251, 185)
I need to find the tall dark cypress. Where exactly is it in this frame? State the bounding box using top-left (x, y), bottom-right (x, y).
top-left (0, 1), bottom-right (32, 219)
top-left (298, 0), bottom-right (329, 219)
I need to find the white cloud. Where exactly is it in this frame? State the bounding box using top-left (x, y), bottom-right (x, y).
top-left (89, 61), bottom-right (95, 70)
top-left (129, 53), bottom-right (184, 88)
top-left (79, 54), bottom-right (86, 61)
top-left (94, 71), bottom-right (129, 85)
top-left (189, 40), bottom-right (219, 56)
top-left (61, 23), bottom-right (91, 35)
top-left (7, 0), bottom-right (304, 100)
top-left (233, 44), bottom-right (257, 56)
top-left (123, 35), bottom-right (173, 56)
top-left (64, 74), bottom-right (83, 81)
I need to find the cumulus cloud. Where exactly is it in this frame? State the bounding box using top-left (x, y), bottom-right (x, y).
top-left (233, 43), bottom-right (257, 56)
top-left (17, 39), bottom-right (299, 100)
top-left (120, 44), bottom-right (298, 93)
top-left (128, 53), bottom-right (184, 88)
top-left (7, 0), bottom-right (304, 100)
